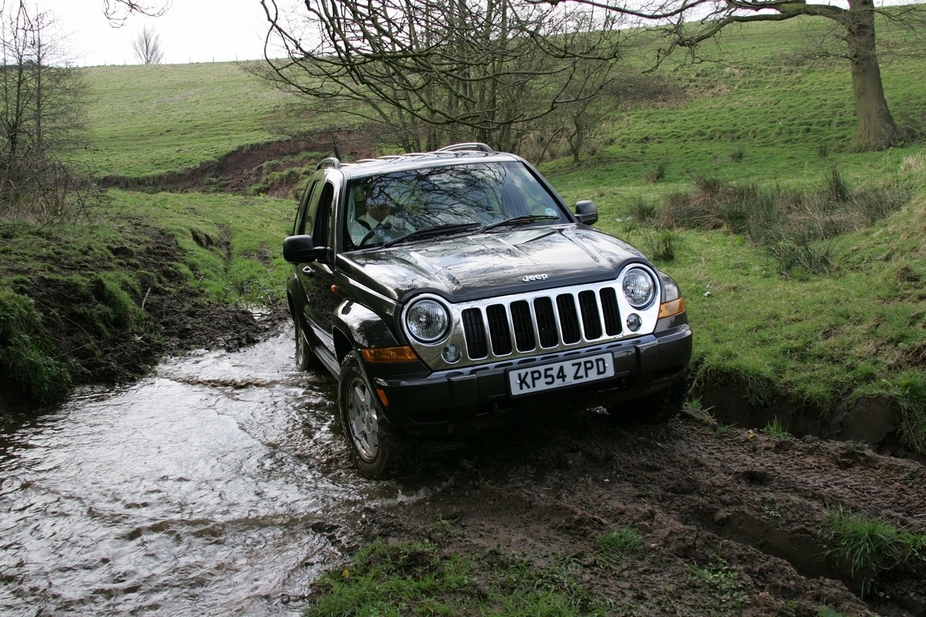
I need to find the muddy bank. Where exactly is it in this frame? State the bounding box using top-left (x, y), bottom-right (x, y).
top-left (353, 407), bottom-right (926, 616)
top-left (693, 378), bottom-right (922, 464)
top-left (0, 225), bottom-right (277, 414)
top-left (99, 131), bottom-right (376, 197)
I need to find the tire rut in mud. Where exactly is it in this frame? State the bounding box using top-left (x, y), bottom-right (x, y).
top-left (359, 409), bottom-right (926, 616)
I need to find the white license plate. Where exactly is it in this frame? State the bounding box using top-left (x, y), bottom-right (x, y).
top-left (508, 353), bottom-right (615, 396)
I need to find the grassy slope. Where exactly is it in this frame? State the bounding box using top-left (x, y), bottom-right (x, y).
top-left (540, 14), bottom-right (926, 445)
top-left (3, 11), bottom-right (925, 445)
top-left (81, 62), bottom-right (295, 178)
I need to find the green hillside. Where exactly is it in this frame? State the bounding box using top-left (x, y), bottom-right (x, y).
top-left (4, 10), bottom-right (926, 451)
top-left (82, 62), bottom-right (297, 178)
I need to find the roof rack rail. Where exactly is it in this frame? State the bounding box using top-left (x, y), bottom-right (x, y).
top-left (316, 157), bottom-right (341, 170)
top-left (435, 142), bottom-right (495, 154)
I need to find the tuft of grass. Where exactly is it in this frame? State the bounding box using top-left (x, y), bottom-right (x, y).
top-left (644, 161), bottom-right (667, 183)
top-left (895, 370), bottom-right (926, 456)
top-left (823, 507), bottom-right (926, 585)
top-left (767, 240), bottom-right (836, 277)
top-left (826, 166), bottom-right (853, 202)
top-left (627, 196), bottom-right (658, 224)
top-left (595, 526), bottom-right (643, 561)
top-left (685, 556), bottom-right (749, 615)
top-left (645, 230), bottom-right (679, 262)
top-left (762, 417), bottom-right (790, 440)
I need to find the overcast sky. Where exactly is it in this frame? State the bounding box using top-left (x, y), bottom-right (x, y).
top-left (39, 0), bottom-right (280, 66)
top-left (34, 0), bottom-right (914, 67)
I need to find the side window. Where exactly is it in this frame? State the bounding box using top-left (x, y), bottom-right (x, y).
top-left (294, 181), bottom-right (317, 235)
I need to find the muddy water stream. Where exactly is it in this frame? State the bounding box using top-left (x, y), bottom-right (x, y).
top-left (0, 329), bottom-right (425, 616)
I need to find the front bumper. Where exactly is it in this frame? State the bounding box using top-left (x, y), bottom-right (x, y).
top-left (370, 323), bottom-right (692, 433)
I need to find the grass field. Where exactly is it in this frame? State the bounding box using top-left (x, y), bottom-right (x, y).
top-left (4, 9), bottom-right (926, 449)
top-left (81, 62), bottom-right (297, 178)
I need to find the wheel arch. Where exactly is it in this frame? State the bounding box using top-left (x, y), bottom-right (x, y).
top-left (332, 300), bottom-right (404, 365)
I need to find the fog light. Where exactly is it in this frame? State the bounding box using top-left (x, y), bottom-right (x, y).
top-left (441, 343), bottom-right (462, 364)
top-left (626, 313), bottom-right (642, 332)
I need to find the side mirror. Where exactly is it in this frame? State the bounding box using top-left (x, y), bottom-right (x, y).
top-left (574, 200), bottom-right (598, 225)
top-left (283, 235), bottom-right (326, 263)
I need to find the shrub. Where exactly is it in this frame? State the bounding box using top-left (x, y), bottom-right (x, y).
top-left (658, 171), bottom-right (911, 278)
top-left (627, 196), bottom-right (658, 224)
top-left (646, 230), bottom-right (679, 262)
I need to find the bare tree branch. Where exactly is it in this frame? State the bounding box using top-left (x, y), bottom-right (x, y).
top-left (254, 0), bottom-right (624, 152)
top-left (1, 2), bottom-right (105, 224)
top-left (102, 0), bottom-right (170, 26)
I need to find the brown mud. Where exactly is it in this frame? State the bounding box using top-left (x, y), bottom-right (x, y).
top-left (99, 130), bottom-right (375, 198)
top-left (345, 408), bottom-right (926, 616)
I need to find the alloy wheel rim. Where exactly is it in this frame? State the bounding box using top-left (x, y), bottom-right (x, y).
top-left (346, 376), bottom-right (380, 462)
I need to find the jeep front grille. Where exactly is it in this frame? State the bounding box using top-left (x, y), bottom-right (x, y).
top-left (462, 285), bottom-right (624, 360)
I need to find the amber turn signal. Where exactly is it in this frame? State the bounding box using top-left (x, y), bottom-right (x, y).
top-left (360, 346), bottom-right (419, 363)
top-left (375, 388), bottom-right (389, 406)
top-left (658, 297), bottom-right (686, 319)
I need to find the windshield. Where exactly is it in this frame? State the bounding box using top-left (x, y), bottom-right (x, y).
top-left (344, 161), bottom-right (568, 249)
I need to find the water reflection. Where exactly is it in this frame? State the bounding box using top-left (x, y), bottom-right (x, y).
top-left (0, 329), bottom-right (410, 616)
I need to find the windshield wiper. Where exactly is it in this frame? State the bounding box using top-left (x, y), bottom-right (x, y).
top-left (381, 222), bottom-right (482, 248)
top-left (480, 214), bottom-right (559, 233)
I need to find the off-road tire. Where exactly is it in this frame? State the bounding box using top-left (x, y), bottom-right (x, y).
top-left (338, 351), bottom-right (404, 479)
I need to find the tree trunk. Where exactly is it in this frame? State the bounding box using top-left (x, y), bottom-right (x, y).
top-left (845, 0), bottom-right (901, 150)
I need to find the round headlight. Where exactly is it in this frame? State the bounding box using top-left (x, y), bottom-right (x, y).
top-left (622, 268), bottom-right (656, 309)
top-left (405, 299), bottom-right (450, 343)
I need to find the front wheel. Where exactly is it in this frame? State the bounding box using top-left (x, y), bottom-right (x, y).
top-left (338, 351), bottom-right (404, 479)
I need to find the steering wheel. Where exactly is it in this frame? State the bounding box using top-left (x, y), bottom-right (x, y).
top-left (358, 228), bottom-right (378, 247)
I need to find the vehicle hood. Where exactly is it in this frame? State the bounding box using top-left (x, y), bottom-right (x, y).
top-left (339, 225), bottom-right (648, 303)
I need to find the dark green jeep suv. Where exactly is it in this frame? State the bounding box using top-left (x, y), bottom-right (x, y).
top-left (283, 143), bottom-right (692, 478)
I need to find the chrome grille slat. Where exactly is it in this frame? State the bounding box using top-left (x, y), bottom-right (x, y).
top-left (461, 283), bottom-right (629, 362)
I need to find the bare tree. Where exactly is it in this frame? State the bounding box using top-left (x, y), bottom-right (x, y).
top-left (254, 0), bottom-right (623, 153)
top-left (527, 0), bottom-right (925, 151)
top-left (132, 25), bottom-right (164, 64)
top-left (0, 3), bottom-right (101, 223)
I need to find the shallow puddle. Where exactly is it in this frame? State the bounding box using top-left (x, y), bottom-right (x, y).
top-left (0, 329), bottom-right (423, 616)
